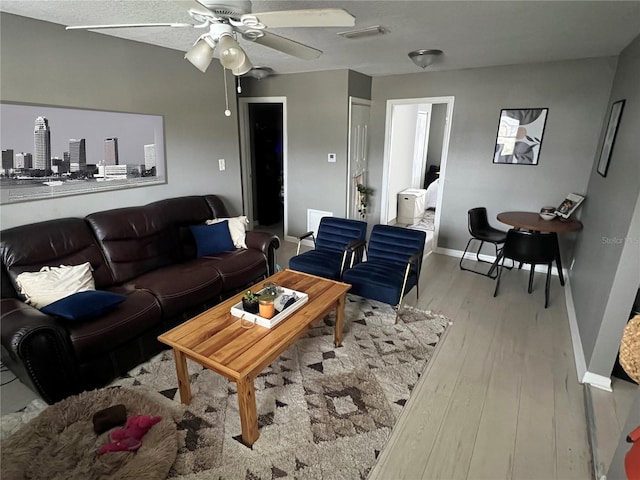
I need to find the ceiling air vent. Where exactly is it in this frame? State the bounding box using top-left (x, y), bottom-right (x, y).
top-left (337, 25), bottom-right (387, 39)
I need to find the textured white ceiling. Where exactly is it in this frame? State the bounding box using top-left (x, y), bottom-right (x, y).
top-left (2, 0), bottom-right (639, 77)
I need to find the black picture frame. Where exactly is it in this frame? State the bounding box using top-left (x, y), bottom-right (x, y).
top-left (493, 108), bottom-right (548, 165)
top-left (597, 100), bottom-right (625, 178)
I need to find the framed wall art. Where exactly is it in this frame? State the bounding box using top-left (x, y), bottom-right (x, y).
top-left (597, 99), bottom-right (625, 177)
top-left (493, 108), bottom-right (548, 165)
top-left (0, 102), bottom-right (166, 204)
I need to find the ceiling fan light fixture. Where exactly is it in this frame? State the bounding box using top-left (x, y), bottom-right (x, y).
top-left (218, 33), bottom-right (246, 70)
top-left (408, 49), bottom-right (443, 69)
top-left (232, 56), bottom-right (253, 76)
top-left (185, 38), bottom-right (215, 73)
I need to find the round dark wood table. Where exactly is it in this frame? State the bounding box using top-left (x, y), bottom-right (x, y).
top-left (497, 211), bottom-right (583, 287)
top-left (497, 211), bottom-right (583, 233)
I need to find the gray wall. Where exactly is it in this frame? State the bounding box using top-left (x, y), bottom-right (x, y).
top-left (571, 34), bottom-right (640, 378)
top-left (369, 58), bottom-right (617, 255)
top-left (242, 70), bottom-right (350, 236)
top-left (0, 13), bottom-right (243, 229)
top-left (426, 103), bottom-right (447, 171)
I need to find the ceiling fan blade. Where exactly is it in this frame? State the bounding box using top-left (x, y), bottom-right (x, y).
top-left (252, 31), bottom-right (322, 60)
top-left (247, 8), bottom-right (355, 28)
top-left (66, 23), bottom-right (193, 30)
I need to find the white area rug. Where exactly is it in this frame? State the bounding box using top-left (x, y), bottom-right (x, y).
top-left (1, 295), bottom-right (451, 479)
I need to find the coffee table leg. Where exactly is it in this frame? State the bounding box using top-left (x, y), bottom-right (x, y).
top-left (237, 376), bottom-right (259, 446)
top-left (173, 348), bottom-right (192, 405)
top-left (334, 292), bottom-right (346, 347)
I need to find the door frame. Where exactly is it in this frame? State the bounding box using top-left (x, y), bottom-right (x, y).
top-left (347, 96), bottom-right (372, 219)
top-left (238, 96), bottom-right (288, 236)
top-left (380, 96), bottom-right (455, 250)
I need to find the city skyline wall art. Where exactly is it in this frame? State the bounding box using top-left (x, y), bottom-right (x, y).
top-left (0, 102), bottom-right (166, 204)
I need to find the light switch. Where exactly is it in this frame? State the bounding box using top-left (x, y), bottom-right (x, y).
top-left (328, 153), bottom-right (336, 163)
top-left (218, 159), bottom-right (225, 171)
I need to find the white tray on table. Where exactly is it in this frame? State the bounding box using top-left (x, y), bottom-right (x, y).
top-left (230, 287), bottom-right (309, 328)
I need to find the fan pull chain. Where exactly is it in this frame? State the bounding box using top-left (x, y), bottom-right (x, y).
top-left (223, 68), bottom-right (231, 117)
top-left (236, 76), bottom-right (242, 94)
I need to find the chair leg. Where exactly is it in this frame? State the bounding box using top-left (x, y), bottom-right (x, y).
top-left (545, 264), bottom-right (551, 308)
top-left (528, 265), bottom-right (536, 294)
top-left (493, 254), bottom-right (506, 297)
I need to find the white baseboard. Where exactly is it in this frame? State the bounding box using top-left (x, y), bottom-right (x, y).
top-left (564, 273), bottom-right (588, 385)
top-left (439, 247), bottom-right (561, 276)
top-left (582, 372), bottom-right (613, 392)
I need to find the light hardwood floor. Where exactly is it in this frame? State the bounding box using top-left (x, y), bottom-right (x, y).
top-left (369, 252), bottom-right (593, 480)
top-left (2, 232), bottom-right (635, 479)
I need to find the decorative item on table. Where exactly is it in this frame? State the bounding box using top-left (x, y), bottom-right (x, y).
top-left (275, 293), bottom-right (299, 313)
top-left (258, 294), bottom-right (276, 319)
top-left (241, 290), bottom-right (260, 314)
top-left (263, 281), bottom-right (279, 296)
top-left (554, 193), bottom-right (585, 219)
top-left (539, 206), bottom-right (556, 221)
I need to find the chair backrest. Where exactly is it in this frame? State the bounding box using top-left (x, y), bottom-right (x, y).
top-left (503, 229), bottom-right (557, 264)
top-left (315, 217), bottom-right (367, 254)
top-left (468, 207), bottom-right (490, 235)
top-left (367, 224), bottom-right (426, 267)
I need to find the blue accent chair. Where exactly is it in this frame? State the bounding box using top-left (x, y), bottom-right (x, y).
top-left (288, 217), bottom-right (367, 280)
top-left (342, 224), bottom-right (426, 310)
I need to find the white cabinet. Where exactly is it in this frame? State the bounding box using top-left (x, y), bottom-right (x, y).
top-left (397, 188), bottom-right (426, 225)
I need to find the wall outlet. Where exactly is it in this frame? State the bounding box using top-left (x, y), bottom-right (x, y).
top-left (328, 153), bottom-right (336, 163)
top-left (218, 159), bottom-right (225, 171)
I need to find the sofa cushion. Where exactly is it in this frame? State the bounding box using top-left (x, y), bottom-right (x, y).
top-left (190, 221), bottom-right (236, 257)
top-left (85, 205), bottom-right (180, 284)
top-left (206, 216), bottom-right (249, 249)
top-left (206, 248), bottom-right (268, 291)
top-left (0, 218), bottom-right (116, 290)
top-left (41, 291), bottom-right (127, 321)
top-left (15, 263), bottom-right (95, 309)
top-left (128, 259), bottom-right (223, 317)
top-left (66, 289), bottom-right (161, 361)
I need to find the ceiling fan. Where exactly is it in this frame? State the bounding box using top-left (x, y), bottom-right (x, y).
top-left (66, 1), bottom-right (356, 76)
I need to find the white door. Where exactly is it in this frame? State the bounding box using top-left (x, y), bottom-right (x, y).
top-left (412, 106), bottom-right (432, 188)
top-left (347, 97), bottom-right (371, 220)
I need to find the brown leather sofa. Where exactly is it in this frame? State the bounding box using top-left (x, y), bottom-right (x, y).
top-left (0, 194), bottom-right (280, 404)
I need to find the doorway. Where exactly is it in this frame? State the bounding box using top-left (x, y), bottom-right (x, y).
top-left (381, 96), bottom-right (455, 252)
top-left (239, 97), bottom-right (288, 237)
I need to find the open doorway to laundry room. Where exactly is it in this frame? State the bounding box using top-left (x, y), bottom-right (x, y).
top-left (239, 97), bottom-right (287, 241)
top-left (380, 96), bottom-right (454, 254)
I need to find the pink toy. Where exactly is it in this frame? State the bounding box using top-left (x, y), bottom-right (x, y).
top-left (97, 415), bottom-right (162, 455)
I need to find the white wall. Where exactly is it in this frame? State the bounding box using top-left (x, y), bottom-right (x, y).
top-left (0, 13), bottom-right (243, 229)
top-left (386, 103), bottom-right (419, 223)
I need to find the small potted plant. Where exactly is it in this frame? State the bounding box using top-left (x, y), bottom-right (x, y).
top-left (242, 290), bottom-right (260, 314)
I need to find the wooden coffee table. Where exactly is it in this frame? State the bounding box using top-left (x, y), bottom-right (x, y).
top-left (157, 269), bottom-right (351, 446)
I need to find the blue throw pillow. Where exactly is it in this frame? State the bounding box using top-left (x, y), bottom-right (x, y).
top-left (190, 220), bottom-right (236, 257)
top-left (41, 290), bottom-right (127, 321)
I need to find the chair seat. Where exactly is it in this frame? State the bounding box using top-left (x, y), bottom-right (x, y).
top-left (289, 250), bottom-right (346, 280)
top-left (472, 227), bottom-right (507, 243)
top-left (287, 217), bottom-right (367, 281)
top-left (343, 261), bottom-right (416, 306)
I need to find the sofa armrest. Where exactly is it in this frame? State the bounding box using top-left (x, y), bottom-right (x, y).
top-left (1, 299), bottom-right (81, 404)
top-left (245, 231), bottom-right (281, 276)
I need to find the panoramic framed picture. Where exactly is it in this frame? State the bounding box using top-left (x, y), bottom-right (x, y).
top-left (493, 108), bottom-right (548, 165)
top-left (597, 99), bottom-right (625, 178)
top-left (0, 102), bottom-right (166, 204)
